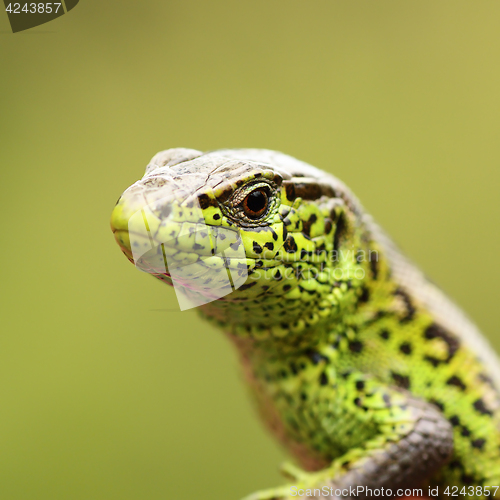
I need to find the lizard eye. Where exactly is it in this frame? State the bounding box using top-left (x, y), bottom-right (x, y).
top-left (242, 188), bottom-right (269, 219)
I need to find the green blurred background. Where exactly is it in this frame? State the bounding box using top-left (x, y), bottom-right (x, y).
top-left (1, 1), bottom-right (499, 499)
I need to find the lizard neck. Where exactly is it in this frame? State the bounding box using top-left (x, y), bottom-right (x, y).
top-left (198, 217), bottom-right (396, 355)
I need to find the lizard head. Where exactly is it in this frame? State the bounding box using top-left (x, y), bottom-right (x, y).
top-left (111, 148), bottom-right (373, 344)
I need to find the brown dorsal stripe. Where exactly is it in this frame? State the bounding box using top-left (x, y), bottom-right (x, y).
top-left (291, 178), bottom-right (337, 200)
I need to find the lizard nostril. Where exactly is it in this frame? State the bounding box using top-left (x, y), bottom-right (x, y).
top-left (160, 204), bottom-right (173, 219)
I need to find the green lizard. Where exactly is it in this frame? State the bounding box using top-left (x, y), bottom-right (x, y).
top-left (110, 148), bottom-right (500, 499)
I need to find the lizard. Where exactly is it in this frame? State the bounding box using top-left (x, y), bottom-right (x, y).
top-left (110, 148), bottom-right (500, 500)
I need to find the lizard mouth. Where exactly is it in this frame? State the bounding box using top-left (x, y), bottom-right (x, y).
top-left (112, 228), bottom-right (173, 284)
top-left (111, 196), bottom-right (250, 310)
